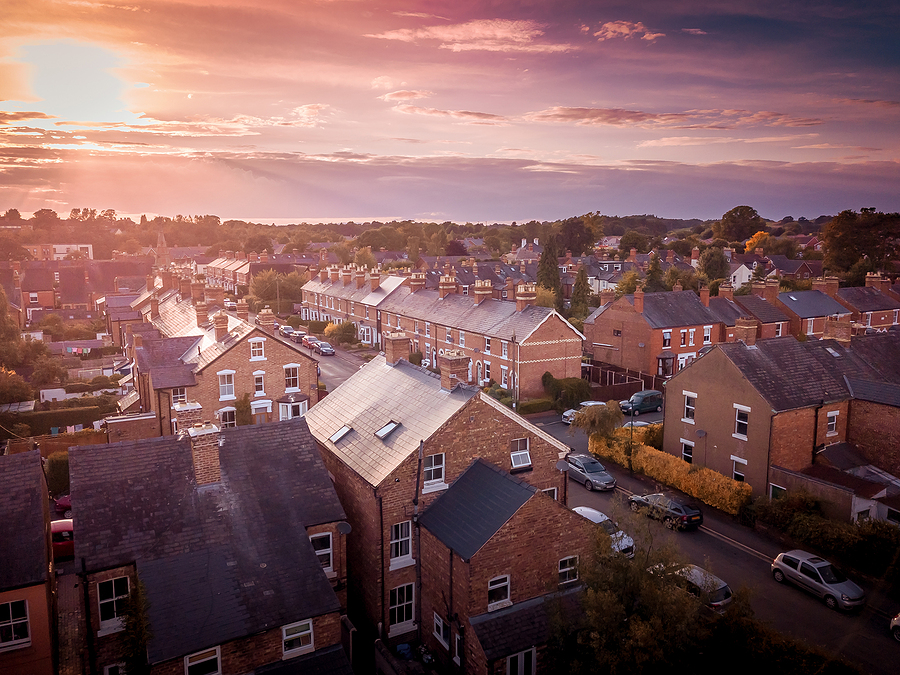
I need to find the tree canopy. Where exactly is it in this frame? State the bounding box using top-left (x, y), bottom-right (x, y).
top-left (713, 206), bottom-right (765, 242)
top-left (821, 209), bottom-right (900, 276)
top-left (569, 267), bottom-right (591, 319)
top-left (698, 247), bottom-right (730, 281)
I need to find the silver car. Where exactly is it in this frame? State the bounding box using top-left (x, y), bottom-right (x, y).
top-left (566, 453), bottom-right (616, 491)
top-left (651, 563), bottom-right (733, 613)
top-left (771, 550), bottom-right (866, 611)
top-left (561, 400), bottom-right (606, 425)
top-left (572, 506), bottom-right (634, 558)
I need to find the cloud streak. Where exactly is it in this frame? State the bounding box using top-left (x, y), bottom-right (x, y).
top-left (593, 21), bottom-right (664, 43)
top-left (366, 19), bottom-right (575, 53)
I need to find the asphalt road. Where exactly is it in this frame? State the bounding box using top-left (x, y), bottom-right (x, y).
top-left (530, 412), bottom-right (900, 675)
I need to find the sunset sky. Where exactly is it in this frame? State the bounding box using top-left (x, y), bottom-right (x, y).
top-left (1, 1), bottom-right (899, 224)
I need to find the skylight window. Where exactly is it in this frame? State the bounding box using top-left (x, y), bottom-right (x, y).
top-left (375, 420), bottom-right (401, 440)
top-left (329, 425), bottom-right (352, 443)
top-left (825, 347), bottom-right (841, 358)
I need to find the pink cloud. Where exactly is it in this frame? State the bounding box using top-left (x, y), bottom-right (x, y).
top-left (393, 104), bottom-right (508, 124)
top-left (0, 111), bottom-right (57, 124)
top-left (379, 90), bottom-right (434, 102)
top-left (594, 21), bottom-right (664, 43)
top-left (526, 107), bottom-right (823, 130)
top-left (366, 19), bottom-right (575, 53)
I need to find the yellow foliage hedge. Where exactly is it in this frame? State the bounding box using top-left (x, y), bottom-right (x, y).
top-left (590, 429), bottom-right (752, 516)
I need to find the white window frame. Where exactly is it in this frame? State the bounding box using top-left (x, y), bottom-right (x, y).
top-left (806, 318), bottom-right (815, 335)
top-left (279, 400), bottom-right (308, 421)
top-left (388, 583), bottom-right (415, 637)
top-left (249, 337), bottom-right (266, 361)
top-left (454, 633), bottom-right (462, 666)
top-left (731, 455), bottom-right (747, 482)
top-left (329, 424), bottom-right (351, 443)
top-left (171, 387), bottom-right (187, 405)
top-left (688, 328), bottom-right (695, 346)
top-left (459, 331), bottom-right (465, 348)
top-left (703, 325), bottom-right (712, 345)
top-left (219, 407), bottom-right (236, 428)
top-left (184, 646), bottom-right (221, 675)
top-left (217, 370), bottom-right (235, 401)
top-left (893, 309), bottom-right (898, 325)
top-left (282, 619), bottom-right (314, 657)
top-left (827, 410), bottom-right (839, 436)
top-left (389, 521), bottom-right (414, 570)
top-left (97, 576), bottom-right (129, 635)
top-left (681, 438), bottom-right (694, 463)
top-left (433, 612), bottom-right (450, 649)
top-left (253, 370), bottom-right (265, 396)
top-left (542, 487), bottom-right (558, 500)
top-left (500, 365), bottom-right (509, 388)
top-left (662, 330), bottom-right (671, 348)
top-left (733, 404), bottom-right (750, 440)
top-left (415, 320), bottom-right (420, 333)
top-left (310, 533), bottom-right (333, 575)
top-left (680, 330), bottom-right (687, 347)
top-left (559, 556), bottom-right (578, 583)
top-left (446, 327), bottom-right (453, 344)
top-left (284, 364), bottom-right (300, 392)
top-left (507, 647), bottom-right (536, 675)
top-left (510, 438), bottom-right (531, 469)
top-left (774, 322), bottom-right (783, 337)
top-left (866, 312), bottom-right (872, 327)
top-left (425, 323), bottom-right (431, 337)
top-left (770, 483), bottom-right (787, 500)
top-left (488, 574), bottom-right (511, 611)
top-left (29, 292), bottom-right (38, 304)
top-left (502, 341), bottom-right (508, 358)
top-left (682, 391), bottom-right (697, 424)
top-left (485, 337), bottom-right (492, 354)
top-left (483, 360), bottom-right (491, 382)
top-left (423, 453), bottom-right (447, 493)
top-left (0, 599), bottom-right (30, 650)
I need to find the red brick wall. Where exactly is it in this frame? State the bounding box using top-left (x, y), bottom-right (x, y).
top-left (518, 314), bottom-right (583, 398)
top-left (586, 299), bottom-right (651, 371)
top-left (848, 400), bottom-right (900, 476)
top-left (306, 522), bottom-right (348, 611)
top-left (770, 409), bottom-right (816, 471)
top-left (89, 565), bottom-right (137, 669)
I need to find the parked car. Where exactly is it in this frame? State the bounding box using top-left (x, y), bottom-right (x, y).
top-left (562, 400), bottom-right (606, 425)
top-left (224, 300), bottom-right (237, 310)
top-left (619, 390), bottom-right (663, 416)
top-left (621, 420), bottom-right (651, 428)
top-left (52, 519), bottom-right (74, 559)
top-left (279, 325), bottom-right (294, 338)
top-left (301, 335), bottom-right (320, 349)
top-left (628, 493), bottom-right (703, 530)
top-left (771, 550), bottom-right (866, 611)
top-left (290, 330), bottom-right (307, 343)
top-left (566, 453), bottom-right (616, 491)
top-left (315, 341), bottom-right (335, 355)
top-left (651, 563), bottom-right (733, 613)
top-left (572, 506), bottom-right (634, 558)
top-left (54, 494), bottom-right (72, 518)
top-left (891, 612), bottom-right (900, 642)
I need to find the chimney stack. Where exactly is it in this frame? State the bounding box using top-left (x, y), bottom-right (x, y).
top-left (195, 302), bottom-right (208, 327)
top-left (439, 350), bottom-right (470, 391)
top-left (319, 267), bottom-right (328, 282)
top-left (186, 421), bottom-right (221, 485)
top-left (439, 275), bottom-right (456, 299)
top-left (633, 286), bottom-right (644, 314)
top-left (205, 285), bottom-right (225, 308)
top-left (515, 283), bottom-right (537, 312)
top-left (236, 300), bottom-right (249, 321)
top-left (825, 276), bottom-right (840, 298)
top-left (600, 288), bottom-right (615, 306)
top-left (629, 248), bottom-right (638, 263)
top-left (355, 268), bottom-right (366, 289)
top-left (257, 306), bottom-right (275, 334)
top-left (370, 272), bottom-right (381, 292)
top-left (673, 282), bottom-right (683, 292)
top-left (146, 270), bottom-right (156, 293)
top-left (191, 279), bottom-right (205, 304)
top-left (718, 282), bottom-right (734, 301)
top-left (329, 266), bottom-right (340, 284)
top-left (812, 277), bottom-right (828, 294)
top-left (823, 314), bottom-right (851, 348)
top-left (690, 247), bottom-right (700, 269)
top-left (473, 279), bottom-right (492, 305)
top-left (173, 400), bottom-right (203, 429)
top-left (700, 285), bottom-right (710, 307)
top-left (751, 281), bottom-right (766, 298)
top-left (150, 293), bottom-right (160, 319)
top-left (383, 332), bottom-right (410, 366)
top-left (214, 312), bottom-right (228, 341)
top-left (319, 248), bottom-right (327, 265)
top-left (733, 316), bottom-right (759, 346)
top-left (409, 272), bottom-right (426, 293)
top-left (764, 279), bottom-right (779, 303)
top-left (179, 275), bottom-right (192, 298)
top-left (342, 267), bottom-right (353, 286)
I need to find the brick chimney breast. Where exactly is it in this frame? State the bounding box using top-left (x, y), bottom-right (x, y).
top-left (180, 276), bottom-right (192, 298)
top-left (214, 312), bottom-right (228, 341)
top-left (370, 272), bottom-right (381, 292)
top-left (734, 316), bottom-right (759, 346)
top-left (174, 400), bottom-right (203, 428)
top-left (383, 331), bottom-right (410, 365)
top-left (473, 279), bottom-right (492, 305)
top-left (764, 279), bottom-right (779, 303)
top-left (718, 283), bottom-right (734, 301)
top-left (409, 272), bottom-right (426, 293)
top-left (191, 280), bottom-right (205, 304)
top-left (195, 302), bottom-right (208, 327)
top-left (438, 275), bottom-right (456, 299)
top-left (187, 421), bottom-right (222, 485)
top-left (257, 306), bottom-right (275, 334)
top-left (699, 285), bottom-right (710, 307)
top-left (329, 266), bottom-right (340, 283)
top-left (515, 283), bottom-right (537, 312)
top-left (342, 267), bottom-right (353, 286)
top-left (355, 268), bottom-right (367, 289)
top-left (633, 286), bottom-right (644, 314)
top-left (823, 314), bottom-right (851, 347)
top-left (439, 349), bottom-right (470, 391)
top-left (236, 300), bottom-right (249, 321)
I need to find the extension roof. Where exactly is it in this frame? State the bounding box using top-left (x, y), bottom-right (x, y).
top-left (836, 286), bottom-right (900, 313)
top-left (733, 294), bottom-right (790, 324)
top-left (419, 459), bottom-right (536, 561)
top-left (847, 331), bottom-right (900, 382)
top-left (777, 290), bottom-right (849, 319)
top-left (304, 355), bottom-right (479, 487)
top-left (0, 451), bottom-right (48, 590)
top-left (70, 418), bottom-right (343, 664)
top-left (845, 378), bottom-right (900, 408)
top-left (716, 337), bottom-right (880, 412)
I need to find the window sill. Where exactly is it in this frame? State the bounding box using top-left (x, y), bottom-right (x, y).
top-left (732, 433), bottom-right (748, 441)
top-left (219, 395), bottom-right (236, 402)
top-left (0, 639), bottom-right (31, 653)
top-left (826, 431), bottom-right (838, 437)
top-left (510, 465), bottom-right (533, 475)
top-left (388, 621), bottom-right (416, 638)
top-left (681, 418), bottom-right (695, 425)
top-left (487, 599), bottom-right (512, 612)
top-left (250, 357), bottom-right (267, 362)
top-left (285, 387), bottom-right (300, 394)
top-left (254, 391), bottom-right (266, 397)
top-left (422, 482), bottom-right (448, 495)
top-left (389, 556), bottom-right (415, 572)
top-left (434, 633), bottom-right (450, 650)
top-left (97, 620), bottom-right (124, 637)
top-left (283, 644), bottom-right (315, 659)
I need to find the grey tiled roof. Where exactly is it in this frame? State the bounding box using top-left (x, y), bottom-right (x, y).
top-left (848, 331), bottom-right (900, 382)
top-left (419, 459), bottom-right (536, 561)
top-left (71, 418), bottom-right (343, 663)
top-left (733, 294), bottom-right (790, 324)
top-left (836, 286), bottom-right (900, 313)
top-left (302, 274), bottom-right (406, 307)
top-left (20, 267), bottom-right (55, 291)
top-left (58, 267), bottom-right (90, 304)
top-left (846, 378), bottom-right (900, 408)
top-left (626, 290), bottom-right (720, 329)
top-left (706, 297), bottom-right (743, 327)
top-left (718, 337), bottom-right (879, 411)
top-left (469, 585), bottom-right (583, 661)
top-left (777, 290), bottom-right (849, 319)
top-left (0, 451), bottom-right (47, 590)
top-left (304, 355), bottom-right (478, 487)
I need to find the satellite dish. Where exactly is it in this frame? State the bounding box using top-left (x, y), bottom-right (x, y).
top-left (555, 460), bottom-right (569, 472)
top-left (337, 521), bottom-right (352, 535)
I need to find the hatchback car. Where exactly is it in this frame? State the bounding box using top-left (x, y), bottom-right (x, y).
top-left (566, 453), bottom-right (616, 491)
top-left (619, 390), bottom-right (663, 416)
top-left (628, 493), bottom-right (703, 530)
top-left (54, 494), bottom-right (72, 518)
top-left (315, 341), bottom-right (335, 356)
top-left (651, 563), bottom-right (733, 613)
top-left (290, 330), bottom-right (307, 343)
top-left (52, 519), bottom-right (74, 560)
top-left (224, 300), bottom-right (237, 310)
top-left (301, 335), bottom-right (320, 349)
top-left (771, 550), bottom-right (866, 611)
top-left (279, 325), bottom-right (294, 338)
top-left (572, 506), bottom-right (634, 558)
top-left (562, 400), bottom-right (606, 425)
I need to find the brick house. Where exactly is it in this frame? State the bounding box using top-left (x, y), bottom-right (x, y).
top-left (584, 288), bottom-right (723, 378)
top-left (20, 267), bottom-right (56, 320)
top-left (775, 284), bottom-right (851, 339)
top-left (303, 335), bottom-right (570, 650)
top-left (662, 333), bottom-right (881, 497)
top-left (831, 274), bottom-right (900, 331)
top-left (728, 284), bottom-right (792, 340)
top-left (0, 451), bottom-right (56, 675)
top-left (418, 459), bottom-right (594, 675)
top-left (126, 276), bottom-right (318, 437)
top-left (69, 418), bottom-right (353, 675)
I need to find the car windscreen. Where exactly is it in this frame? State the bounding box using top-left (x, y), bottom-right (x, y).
top-left (583, 460), bottom-right (607, 473)
top-left (709, 585), bottom-right (732, 604)
top-left (599, 520), bottom-right (618, 535)
top-left (818, 564), bottom-right (847, 584)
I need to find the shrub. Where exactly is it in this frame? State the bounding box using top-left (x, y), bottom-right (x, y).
top-left (324, 321), bottom-right (357, 345)
top-left (516, 398), bottom-right (555, 414)
top-left (541, 372), bottom-right (591, 410)
top-left (409, 351), bottom-right (423, 366)
top-left (45, 451), bottom-right (69, 496)
top-left (640, 422), bottom-right (664, 450)
top-left (306, 320), bottom-right (328, 334)
top-left (286, 315), bottom-right (303, 329)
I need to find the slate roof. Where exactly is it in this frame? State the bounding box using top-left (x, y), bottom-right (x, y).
top-left (836, 286), bottom-right (900, 313)
top-left (20, 267), bottom-right (55, 291)
top-left (419, 459), bottom-right (536, 561)
top-left (70, 418), bottom-right (343, 664)
top-left (847, 331), bottom-right (900, 383)
top-left (777, 290), bottom-right (849, 319)
top-left (624, 290), bottom-right (720, 329)
top-left (304, 355), bottom-right (479, 487)
top-left (469, 585), bottom-right (583, 661)
top-left (800, 464), bottom-right (886, 499)
top-left (254, 644), bottom-right (354, 675)
top-left (717, 337), bottom-right (880, 412)
top-left (766, 255), bottom-right (808, 275)
top-left (302, 273), bottom-right (406, 307)
top-left (706, 296), bottom-right (744, 327)
top-left (58, 267), bottom-right (90, 304)
top-left (0, 450), bottom-right (48, 590)
top-left (86, 260), bottom-right (154, 294)
top-left (733, 294), bottom-right (790, 324)
top-left (845, 378), bottom-right (900, 408)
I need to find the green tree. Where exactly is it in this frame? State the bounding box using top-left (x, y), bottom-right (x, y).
top-left (537, 236), bottom-right (563, 311)
top-left (406, 236), bottom-right (420, 264)
top-left (243, 233), bottom-right (273, 254)
top-left (698, 247), bottom-right (730, 281)
top-left (569, 401), bottom-right (623, 440)
top-left (643, 254), bottom-right (667, 293)
top-left (0, 367), bottom-right (32, 404)
top-left (324, 321), bottom-right (357, 345)
top-left (121, 577), bottom-right (154, 675)
top-left (354, 246), bottom-right (376, 269)
top-left (278, 271), bottom-right (308, 302)
top-left (821, 209), bottom-right (900, 275)
top-left (713, 206), bottom-right (765, 242)
top-left (615, 271), bottom-right (640, 298)
top-left (618, 230), bottom-right (649, 256)
top-left (31, 356), bottom-right (67, 386)
top-left (534, 286), bottom-right (557, 308)
top-left (235, 393), bottom-right (252, 426)
top-left (569, 268), bottom-right (591, 319)
top-left (249, 269), bottom-right (278, 301)
top-left (331, 243), bottom-right (352, 264)
top-left (559, 216), bottom-right (595, 256)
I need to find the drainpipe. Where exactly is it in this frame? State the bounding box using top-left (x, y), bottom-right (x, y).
top-left (80, 557), bottom-right (98, 675)
top-left (377, 491), bottom-right (385, 639)
top-left (413, 440), bottom-right (423, 638)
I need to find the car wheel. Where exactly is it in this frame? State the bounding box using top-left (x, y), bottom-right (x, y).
top-left (824, 595), bottom-right (838, 611)
top-left (633, 409), bottom-right (640, 416)
top-left (630, 501), bottom-right (640, 513)
top-left (663, 517), bottom-right (676, 530)
top-left (656, 405), bottom-right (662, 412)
top-left (584, 480), bottom-right (594, 492)
top-left (64, 509), bottom-right (73, 519)
top-left (773, 569), bottom-right (785, 583)
top-left (892, 626), bottom-right (900, 643)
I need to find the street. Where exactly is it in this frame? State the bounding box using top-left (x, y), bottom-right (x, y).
top-left (530, 411), bottom-right (900, 675)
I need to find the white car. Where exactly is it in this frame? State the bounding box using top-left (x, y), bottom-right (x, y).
top-left (562, 400), bottom-right (606, 425)
top-left (572, 506), bottom-right (635, 558)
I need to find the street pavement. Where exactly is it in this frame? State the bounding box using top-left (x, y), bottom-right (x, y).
top-left (529, 411), bottom-right (900, 675)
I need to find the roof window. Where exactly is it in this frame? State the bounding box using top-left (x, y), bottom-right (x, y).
top-left (825, 347), bottom-right (841, 358)
top-left (329, 425), bottom-right (352, 443)
top-left (375, 420), bottom-right (401, 440)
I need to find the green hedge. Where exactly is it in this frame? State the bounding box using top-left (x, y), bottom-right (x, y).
top-left (541, 372), bottom-right (592, 410)
top-left (45, 451), bottom-right (69, 496)
top-left (517, 398), bottom-right (555, 415)
top-left (0, 407), bottom-right (104, 439)
top-left (306, 320), bottom-right (328, 334)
